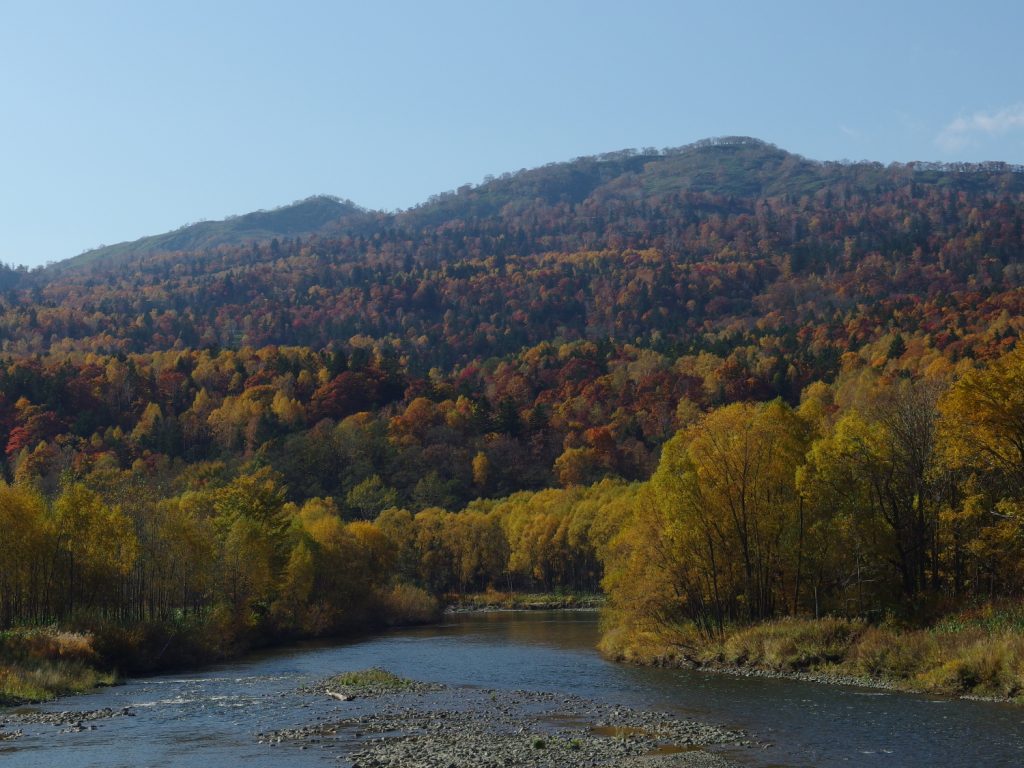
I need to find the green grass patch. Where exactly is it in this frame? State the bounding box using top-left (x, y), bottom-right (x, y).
top-left (323, 667), bottom-right (416, 691)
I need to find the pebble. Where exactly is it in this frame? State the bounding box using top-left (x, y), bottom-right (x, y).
top-left (260, 670), bottom-right (757, 767)
top-left (1, 706), bottom-right (134, 729)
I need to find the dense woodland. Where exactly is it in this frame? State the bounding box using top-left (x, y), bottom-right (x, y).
top-left (3, 138), bottom-right (1024, 667)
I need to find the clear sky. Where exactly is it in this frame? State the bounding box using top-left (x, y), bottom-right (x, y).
top-left (2, 0), bottom-right (1022, 267)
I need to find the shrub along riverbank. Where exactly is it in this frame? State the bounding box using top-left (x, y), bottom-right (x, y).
top-left (9, 599), bottom-right (1024, 705)
top-left (599, 604), bottom-right (1024, 700)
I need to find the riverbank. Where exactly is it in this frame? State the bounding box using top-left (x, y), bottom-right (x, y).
top-left (15, 597), bottom-right (1023, 710)
top-left (0, 586), bottom-right (441, 706)
top-left (599, 611), bottom-right (1024, 702)
top-left (262, 667), bottom-right (755, 767)
top-left (445, 590), bottom-right (604, 613)
top-left (0, 591), bottom-right (590, 706)
top-left (0, 629), bottom-right (116, 706)
top-left (5, 610), bottom-right (1024, 767)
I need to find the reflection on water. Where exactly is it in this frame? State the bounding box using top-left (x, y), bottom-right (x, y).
top-left (2, 611), bottom-right (1023, 767)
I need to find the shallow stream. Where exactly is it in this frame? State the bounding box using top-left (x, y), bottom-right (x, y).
top-left (3, 612), bottom-right (1022, 767)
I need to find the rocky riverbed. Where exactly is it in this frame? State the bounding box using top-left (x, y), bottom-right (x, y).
top-left (0, 705), bottom-right (135, 737)
top-left (693, 660), bottom-right (900, 692)
top-left (260, 668), bottom-right (759, 767)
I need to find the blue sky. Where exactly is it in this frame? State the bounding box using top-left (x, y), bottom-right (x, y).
top-left (2, 0), bottom-right (1022, 267)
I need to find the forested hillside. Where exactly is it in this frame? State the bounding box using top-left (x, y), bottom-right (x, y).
top-left (4, 136), bottom-right (1024, 699)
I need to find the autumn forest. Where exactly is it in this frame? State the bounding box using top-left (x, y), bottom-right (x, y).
top-left (4, 137), bottom-right (1024, 698)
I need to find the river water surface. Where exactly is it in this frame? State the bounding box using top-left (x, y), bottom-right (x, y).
top-left (2, 611), bottom-right (1023, 767)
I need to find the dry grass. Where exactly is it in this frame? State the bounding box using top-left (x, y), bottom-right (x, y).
top-left (915, 631), bottom-right (1024, 698)
top-left (713, 617), bottom-right (864, 671)
top-left (598, 625), bottom-right (683, 665)
top-left (847, 626), bottom-right (941, 679)
top-left (600, 606), bottom-right (1024, 700)
top-left (597, 610), bottom-right (707, 665)
top-left (0, 627), bottom-right (113, 704)
top-left (0, 627), bottom-right (98, 664)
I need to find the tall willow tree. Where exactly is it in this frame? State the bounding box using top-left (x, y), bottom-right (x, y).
top-left (53, 483), bottom-right (138, 619)
top-left (605, 400), bottom-right (809, 634)
top-left (940, 346), bottom-right (1024, 496)
top-left (801, 378), bottom-right (944, 601)
top-left (0, 482), bottom-right (51, 626)
top-left (938, 348), bottom-right (1024, 594)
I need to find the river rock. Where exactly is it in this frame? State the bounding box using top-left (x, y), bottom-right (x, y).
top-left (0, 706), bottom-right (134, 728)
top-left (262, 678), bottom-right (755, 768)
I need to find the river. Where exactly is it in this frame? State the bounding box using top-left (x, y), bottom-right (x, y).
top-left (2, 611), bottom-right (1023, 767)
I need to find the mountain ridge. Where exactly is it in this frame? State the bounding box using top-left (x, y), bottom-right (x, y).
top-left (56, 195), bottom-right (373, 272)
top-left (48, 136), bottom-right (1024, 274)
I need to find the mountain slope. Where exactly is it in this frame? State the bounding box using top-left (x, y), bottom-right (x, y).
top-left (1, 132), bottom-right (1023, 534)
top-left (5, 135), bottom-right (1019, 371)
top-left (57, 195), bottom-right (373, 272)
